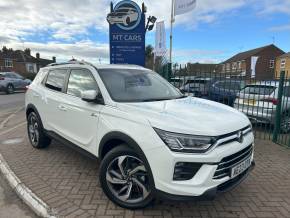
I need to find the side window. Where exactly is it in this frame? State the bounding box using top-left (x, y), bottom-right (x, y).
top-left (67, 69), bottom-right (98, 98)
top-left (45, 69), bottom-right (67, 92)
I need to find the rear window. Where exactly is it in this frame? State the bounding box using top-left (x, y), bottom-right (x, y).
top-left (242, 85), bottom-right (276, 95)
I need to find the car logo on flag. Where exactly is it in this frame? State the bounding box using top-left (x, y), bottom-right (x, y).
top-left (106, 0), bottom-right (142, 31)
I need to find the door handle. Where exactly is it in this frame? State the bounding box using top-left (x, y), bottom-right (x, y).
top-left (58, 105), bottom-right (68, 111)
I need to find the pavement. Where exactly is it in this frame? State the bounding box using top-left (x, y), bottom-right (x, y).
top-left (0, 93), bottom-right (290, 217)
top-left (0, 92), bottom-right (38, 218)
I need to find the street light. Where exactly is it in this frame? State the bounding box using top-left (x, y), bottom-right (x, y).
top-left (145, 16), bottom-right (157, 32)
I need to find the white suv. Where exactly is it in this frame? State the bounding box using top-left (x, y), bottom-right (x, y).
top-left (25, 61), bottom-right (255, 209)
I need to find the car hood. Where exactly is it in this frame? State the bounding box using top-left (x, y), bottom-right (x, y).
top-left (117, 97), bottom-right (250, 136)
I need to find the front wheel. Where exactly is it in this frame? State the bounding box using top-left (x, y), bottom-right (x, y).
top-left (99, 145), bottom-right (155, 209)
top-left (280, 114), bottom-right (290, 134)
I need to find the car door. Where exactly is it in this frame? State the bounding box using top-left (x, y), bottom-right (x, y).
top-left (56, 68), bottom-right (104, 151)
top-left (42, 68), bottom-right (69, 134)
top-left (7, 73), bottom-right (20, 89)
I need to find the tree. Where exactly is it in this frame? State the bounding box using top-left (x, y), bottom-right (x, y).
top-left (145, 45), bottom-right (154, 70)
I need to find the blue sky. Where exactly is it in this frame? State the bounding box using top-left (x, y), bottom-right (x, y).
top-left (0, 0), bottom-right (289, 64)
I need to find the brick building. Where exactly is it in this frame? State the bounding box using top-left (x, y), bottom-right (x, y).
top-left (221, 44), bottom-right (285, 80)
top-left (275, 52), bottom-right (290, 78)
top-left (0, 47), bottom-right (56, 75)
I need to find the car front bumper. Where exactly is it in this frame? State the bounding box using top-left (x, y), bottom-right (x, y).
top-left (145, 132), bottom-right (255, 198)
top-left (156, 161), bottom-right (255, 201)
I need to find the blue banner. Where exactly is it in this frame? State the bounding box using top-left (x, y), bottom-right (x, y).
top-left (108, 1), bottom-right (145, 66)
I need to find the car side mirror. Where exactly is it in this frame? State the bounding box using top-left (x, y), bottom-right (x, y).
top-left (81, 90), bottom-right (104, 104)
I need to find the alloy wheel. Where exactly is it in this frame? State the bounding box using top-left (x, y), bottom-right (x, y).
top-left (28, 115), bottom-right (39, 146)
top-left (106, 155), bottom-right (150, 204)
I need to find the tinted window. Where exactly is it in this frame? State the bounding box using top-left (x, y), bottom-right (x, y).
top-left (98, 69), bottom-right (183, 102)
top-left (45, 69), bottom-right (67, 92)
top-left (67, 69), bottom-right (98, 98)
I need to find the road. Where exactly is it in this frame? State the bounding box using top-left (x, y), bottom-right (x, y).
top-left (0, 92), bottom-right (37, 218)
top-left (0, 92), bottom-right (25, 112)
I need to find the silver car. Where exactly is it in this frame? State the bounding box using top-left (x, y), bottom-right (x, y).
top-left (234, 81), bottom-right (290, 133)
top-left (0, 72), bottom-right (31, 94)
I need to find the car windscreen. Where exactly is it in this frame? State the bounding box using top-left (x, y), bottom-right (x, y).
top-left (242, 85), bottom-right (276, 95)
top-left (98, 69), bottom-right (183, 102)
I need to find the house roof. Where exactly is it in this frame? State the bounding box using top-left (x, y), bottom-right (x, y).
top-left (222, 44), bottom-right (285, 64)
top-left (279, 52), bottom-right (290, 58)
top-left (0, 49), bottom-right (54, 66)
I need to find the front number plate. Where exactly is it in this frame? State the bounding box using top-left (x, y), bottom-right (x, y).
top-left (231, 157), bottom-right (251, 178)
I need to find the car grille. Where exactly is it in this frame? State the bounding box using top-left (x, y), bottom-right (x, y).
top-left (213, 144), bottom-right (253, 180)
top-left (216, 125), bottom-right (252, 147)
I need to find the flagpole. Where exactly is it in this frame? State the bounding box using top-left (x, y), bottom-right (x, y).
top-left (169, 0), bottom-right (174, 64)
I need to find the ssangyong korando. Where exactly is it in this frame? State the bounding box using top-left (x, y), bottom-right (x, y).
top-left (25, 61), bottom-right (255, 209)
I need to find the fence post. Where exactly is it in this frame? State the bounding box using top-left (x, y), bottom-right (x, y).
top-left (273, 71), bottom-right (285, 143)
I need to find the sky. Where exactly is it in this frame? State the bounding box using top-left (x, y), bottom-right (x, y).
top-left (0, 0), bottom-right (289, 65)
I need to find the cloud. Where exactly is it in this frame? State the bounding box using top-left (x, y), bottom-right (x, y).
top-left (3, 40), bottom-right (109, 64)
top-left (268, 24), bottom-right (290, 32)
top-left (254, 0), bottom-right (290, 15)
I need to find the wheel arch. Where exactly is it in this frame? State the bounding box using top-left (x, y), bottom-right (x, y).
top-left (99, 131), bottom-right (156, 187)
top-left (26, 104), bottom-right (45, 129)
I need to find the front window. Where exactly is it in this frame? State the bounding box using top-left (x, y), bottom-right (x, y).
top-left (67, 69), bottom-right (99, 98)
top-left (269, 60), bottom-right (275, 69)
top-left (98, 69), bottom-right (183, 102)
top-left (4, 59), bottom-right (13, 68)
top-left (281, 59), bottom-right (286, 69)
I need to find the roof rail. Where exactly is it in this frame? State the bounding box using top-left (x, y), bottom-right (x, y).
top-left (46, 60), bottom-right (94, 67)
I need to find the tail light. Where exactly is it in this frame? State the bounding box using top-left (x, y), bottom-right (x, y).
top-left (262, 97), bottom-right (278, 105)
top-left (25, 85), bottom-right (30, 92)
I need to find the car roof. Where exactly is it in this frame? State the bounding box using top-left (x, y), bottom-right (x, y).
top-left (44, 61), bottom-right (146, 71)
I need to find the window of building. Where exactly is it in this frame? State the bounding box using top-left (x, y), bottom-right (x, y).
top-left (67, 69), bottom-right (99, 98)
top-left (232, 62), bottom-right (237, 70)
top-left (237, 61), bottom-right (242, 70)
top-left (4, 59), bottom-right (13, 68)
top-left (269, 60), bottom-right (275, 69)
top-left (226, 63), bottom-right (231, 71)
top-left (280, 59), bottom-right (286, 69)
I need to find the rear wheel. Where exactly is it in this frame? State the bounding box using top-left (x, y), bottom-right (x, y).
top-left (27, 112), bottom-right (51, 149)
top-left (100, 145), bottom-right (154, 209)
top-left (6, 84), bottom-right (14, 94)
top-left (125, 17), bottom-right (131, 25)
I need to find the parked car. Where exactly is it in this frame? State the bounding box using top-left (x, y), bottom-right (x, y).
top-left (107, 7), bottom-right (138, 26)
top-left (209, 80), bottom-right (246, 106)
top-left (234, 81), bottom-right (290, 133)
top-left (170, 77), bottom-right (185, 88)
top-left (0, 72), bottom-right (31, 94)
top-left (26, 61), bottom-right (254, 209)
top-left (179, 77), bottom-right (216, 97)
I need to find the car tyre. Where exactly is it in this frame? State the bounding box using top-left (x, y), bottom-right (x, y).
top-left (125, 17), bottom-right (131, 25)
top-left (6, 84), bottom-right (14, 94)
top-left (99, 145), bottom-right (155, 209)
top-left (27, 112), bottom-right (51, 149)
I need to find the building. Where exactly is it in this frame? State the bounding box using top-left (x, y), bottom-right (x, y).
top-left (176, 63), bottom-right (222, 76)
top-left (276, 53), bottom-right (290, 78)
top-left (221, 44), bottom-right (285, 80)
top-left (0, 47), bottom-right (56, 75)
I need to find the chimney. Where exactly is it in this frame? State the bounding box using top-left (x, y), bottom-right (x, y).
top-left (36, 53), bottom-right (40, 59)
top-left (52, 56), bottom-right (56, 63)
top-left (24, 48), bottom-right (31, 56)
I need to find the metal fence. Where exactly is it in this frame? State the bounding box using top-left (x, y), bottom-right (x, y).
top-left (164, 70), bottom-right (290, 148)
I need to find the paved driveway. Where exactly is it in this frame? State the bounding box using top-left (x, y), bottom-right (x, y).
top-left (0, 121), bottom-right (290, 217)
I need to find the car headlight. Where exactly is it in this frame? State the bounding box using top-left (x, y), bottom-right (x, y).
top-left (154, 128), bottom-right (217, 153)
